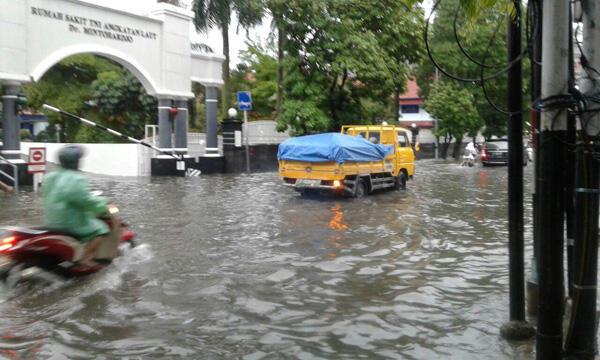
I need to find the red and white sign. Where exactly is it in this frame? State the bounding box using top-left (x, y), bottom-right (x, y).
top-left (28, 147), bottom-right (46, 173)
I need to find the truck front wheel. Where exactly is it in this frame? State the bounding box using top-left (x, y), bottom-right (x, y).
top-left (395, 172), bottom-right (407, 190)
top-left (353, 178), bottom-right (367, 198)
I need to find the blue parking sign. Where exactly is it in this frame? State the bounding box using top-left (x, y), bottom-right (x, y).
top-left (237, 91), bottom-right (252, 111)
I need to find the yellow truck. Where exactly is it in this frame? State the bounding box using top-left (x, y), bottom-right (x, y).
top-left (278, 125), bottom-right (415, 197)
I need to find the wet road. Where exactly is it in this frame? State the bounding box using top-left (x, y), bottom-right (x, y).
top-left (0, 160), bottom-right (539, 359)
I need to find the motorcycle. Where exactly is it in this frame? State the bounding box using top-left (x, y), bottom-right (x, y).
top-left (460, 143), bottom-right (478, 167)
top-left (460, 153), bottom-right (476, 167)
top-left (0, 204), bottom-right (135, 280)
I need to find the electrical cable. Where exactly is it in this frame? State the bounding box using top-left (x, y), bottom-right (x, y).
top-left (425, 0), bottom-right (537, 116)
top-left (424, 0), bottom-right (530, 85)
top-left (426, 0), bottom-right (600, 159)
top-left (452, 4), bottom-right (506, 70)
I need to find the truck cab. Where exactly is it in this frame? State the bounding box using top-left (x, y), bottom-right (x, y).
top-left (341, 125), bottom-right (415, 179)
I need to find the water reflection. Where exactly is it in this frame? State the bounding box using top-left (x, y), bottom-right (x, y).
top-left (478, 170), bottom-right (489, 188)
top-left (0, 161), bottom-right (545, 359)
top-left (327, 204), bottom-right (348, 260)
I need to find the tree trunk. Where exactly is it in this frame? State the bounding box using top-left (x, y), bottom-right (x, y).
top-left (221, 23), bottom-right (231, 116)
top-left (329, 75), bottom-right (339, 129)
top-left (453, 137), bottom-right (463, 159)
top-left (440, 135), bottom-right (450, 158)
top-left (394, 88), bottom-right (400, 122)
top-left (441, 142), bottom-right (449, 159)
top-left (276, 25), bottom-right (284, 117)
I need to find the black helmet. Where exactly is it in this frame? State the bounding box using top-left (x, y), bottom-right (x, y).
top-left (58, 145), bottom-right (85, 170)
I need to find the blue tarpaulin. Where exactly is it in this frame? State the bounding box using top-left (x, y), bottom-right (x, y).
top-left (277, 133), bottom-right (394, 164)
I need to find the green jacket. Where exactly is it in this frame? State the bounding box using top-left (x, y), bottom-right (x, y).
top-left (43, 168), bottom-right (109, 240)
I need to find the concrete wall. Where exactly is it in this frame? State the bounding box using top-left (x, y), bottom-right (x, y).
top-left (20, 142), bottom-right (142, 176)
top-left (224, 145), bottom-right (279, 173)
top-left (243, 120), bottom-right (290, 145)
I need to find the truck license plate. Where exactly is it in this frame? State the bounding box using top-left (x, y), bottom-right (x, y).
top-left (297, 179), bottom-right (320, 187)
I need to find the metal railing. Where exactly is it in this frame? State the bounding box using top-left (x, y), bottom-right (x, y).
top-left (0, 155), bottom-right (18, 192)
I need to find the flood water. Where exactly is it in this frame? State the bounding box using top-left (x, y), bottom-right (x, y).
top-left (0, 160), bottom-right (543, 359)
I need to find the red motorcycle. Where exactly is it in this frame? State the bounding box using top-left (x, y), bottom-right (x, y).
top-left (0, 205), bottom-right (135, 279)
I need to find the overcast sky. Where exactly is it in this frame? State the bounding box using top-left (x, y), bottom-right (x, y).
top-left (84, 0), bottom-right (431, 65)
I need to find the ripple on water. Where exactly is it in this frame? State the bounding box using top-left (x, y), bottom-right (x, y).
top-left (0, 162), bottom-right (544, 359)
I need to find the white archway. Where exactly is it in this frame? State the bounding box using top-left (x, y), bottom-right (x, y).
top-left (30, 44), bottom-right (160, 95)
top-left (1, 0), bottom-right (224, 170)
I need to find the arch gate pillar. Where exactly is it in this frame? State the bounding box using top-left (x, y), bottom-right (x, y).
top-left (0, 81), bottom-right (32, 187)
top-left (204, 86), bottom-right (219, 157)
top-left (157, 98), bottom-right (173, 151)
top-left (1, 83), bottom-right (21, 159)
top-left (157, 98), bottom-right (188, 155)
top-left (174, 99), bottom-right (188, 153)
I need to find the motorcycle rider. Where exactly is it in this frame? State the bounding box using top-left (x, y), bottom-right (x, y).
top-left (461, 142), bottom-right (478, 167)
top-left (42, 145), bottom-right (110, 267)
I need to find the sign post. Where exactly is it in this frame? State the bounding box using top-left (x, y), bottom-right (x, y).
top-left (237, 91), bottom-right (252, 173)
top-left (28, 147), bottom-right (46, 192)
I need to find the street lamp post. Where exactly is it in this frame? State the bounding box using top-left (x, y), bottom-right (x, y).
top-left (223, 108), bottom-right (241, 150)
top-left (227, 108), bottom-right (237, 119)
top-left (411, 123), bottom-right (419, 147)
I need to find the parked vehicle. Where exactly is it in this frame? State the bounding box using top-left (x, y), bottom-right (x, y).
top-left (480, 139), bottom-right (527, 166)
top-left (278, 125), bottom-right (415, 197)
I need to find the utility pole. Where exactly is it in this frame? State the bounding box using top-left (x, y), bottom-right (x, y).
top-left (565, 3), bottom-right (576, 300)
top-left (536, 0), bottom-right (569, 358)
top-left (500, 0), bottom-right (534, 341)
top-left (434, 68), bottom-right (440, 159)
top-left (564, 0), bottom-right (600, 356)
top-left (527, 0), bottom-right (542, 318)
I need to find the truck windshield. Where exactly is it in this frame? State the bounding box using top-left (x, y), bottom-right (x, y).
top-left (398, 133), bottom-right (408, 147)
top-left (368, 132), bottom-right (381, 144)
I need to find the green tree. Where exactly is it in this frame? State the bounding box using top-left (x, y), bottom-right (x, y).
top-left (415, 0), bottom-right (528, 138)
top-left (192, 0), bottom-right (264, 116)
top-left (262, 0), bottom-right (289, 116)
top-left (230, 42), bottom-right (278, 119)
top-left (275, 0), bottom-right (424, 135)
top-left (91, 70), bottom-right (157, 140)
top-left (189, 83), bottom-right (207, 132)
top-left (425, 81), bottom-right (483, 159)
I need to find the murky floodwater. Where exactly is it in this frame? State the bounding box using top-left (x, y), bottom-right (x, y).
top-left (0, 160), bottom-right (543, 359)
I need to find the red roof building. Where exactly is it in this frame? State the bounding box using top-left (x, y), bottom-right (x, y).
top-left (398, 78), bottom-right (437, 144)
top-left (398, 78), bottom-right (435, 128)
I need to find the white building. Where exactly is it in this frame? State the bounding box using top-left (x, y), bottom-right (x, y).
top-left (397, 78), bottom-right (437, 144)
